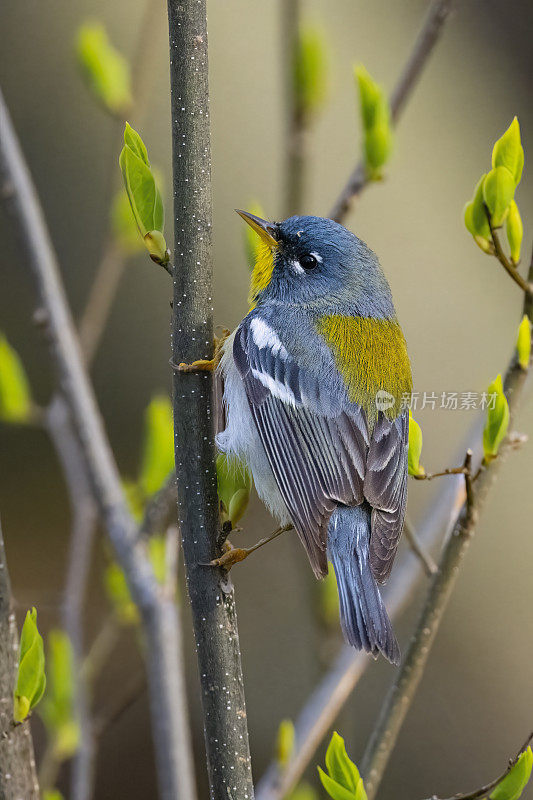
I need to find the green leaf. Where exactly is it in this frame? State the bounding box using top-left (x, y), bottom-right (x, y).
top-left (464, 173), bottom-right (492, 253)
top-left (355, 66), bottom-right (392, 177)
top-left (490, 748), bottom-right (533, 800)
top-left (43, 792), bottom-right (64, 800)
top-left (111, 190), bottom-right (145, 255)
top-left (139, 396), bottom-right (174, 498)
top-left (76, 22), bottom-right (132, 115)
top-left (119, 124), bottom-right (167, 263)
top-left (483, 166), bottom-right (515, 227)
top-left (506, 200), bottom-right (523, 264)
top-left (104, 561), bottom-right (139, 625)
top-left (286, 783), bottom-right (319, 800)
top-left (13, 608), bottom-right (46, 723)
top-left (516, 314), bottom-right (531, 371)
top-left (318, 768), bottom-right (358, 800)
top-left (483, 374), bottom-right (509, 463)
top-left (124, 121), bottom-right (149, 164)
top-left (325, 732), bottom-right (360, 794)
top-left (148, 535), bottom-right (168, 585)
top-left (492, 117), bottom-right (524, 186)
top-left (293, 23), bottom-right (329, 121)
top-left (276, 719), bottom-right (295, 768)
top-left (40, 630), bottom-right (80, 759)
top-left (0, 335), bottom-right (32, 423)
top-left (216, 453), bottom-right (252, 524)
top-left (408, 411), bottom-right (425, 477)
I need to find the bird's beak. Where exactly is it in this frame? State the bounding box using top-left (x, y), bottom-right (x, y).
top-left (235, 210), bottom-right (278, 249)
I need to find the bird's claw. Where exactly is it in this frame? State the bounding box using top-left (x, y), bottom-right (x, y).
top-left (209, 543), bottom-right (249, 571)
top-left (174, 328), bottom-right (231, 373)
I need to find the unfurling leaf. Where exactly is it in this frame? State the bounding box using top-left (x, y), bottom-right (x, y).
top-left (105, 534), bottom-right (167, 625)
top-left (0, 335), bottom-right (32, 424)
top-left (506, 200), bottom-right (523, 264)
top-left (483, 374), bottom-right (509, 463)
top-left (119, 123), bottom-right (168, 264)
top-left (286, 784), bottom-right (319, 800)
top-left (483, 166), bottom-right (515, 227)
top-left (216, 453), bottom-right (252, 524)
top-left (464, 174), bottom-right (492, 254)
top-left (408, 411), bottom-right (425, 477)
top-left (490, 747), bottom-right (533, 800)
top-left (355, 65), bottom-right (392, 177)
top-left (516, 315), bottom-right (531, 371)
top-left (104, 562), bottom-right (138, 625)
top-left (492, 117), bottom-right (524, 186)
top-left (13, 608), bottom-right (46, 723)
top-left (276, 719), bottom-right (295, 768)
top-left (111, 190), bottom-right (145, 254)
top-left (40, 631), bottom-right (80, 759)
top-left (139, 396), bottom-right (174, 498)
top-left (76, 23), bottom-right (132, 115)
top-left (318, 731), bottom-right (367, 800)
top-left (43, 792), bottom-right (64, 800)
top-left (293, 24), bottom-right (328, 121)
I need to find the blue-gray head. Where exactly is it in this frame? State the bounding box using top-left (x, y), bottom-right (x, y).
top-left (237, 212), bottom-right (395, 317)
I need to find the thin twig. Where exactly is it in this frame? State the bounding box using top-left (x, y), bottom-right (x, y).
top-left (403, 517), bottom-right (438, 577)
top-left (0, 88), bottom-right (196, 800)
top-left (486, 212), bottom-right (533, 296)
top-left (92, 672), bottom-right (147, 740)
top-left (167, 2), bottom-right (254, 797)
top-left (283, 0), bottom-right (306, 216)
top-left (425, 730), bottom-right (533, 800)
top-left (328, 0), bottom-right (455, 223)
top-left (413, 466), bottom-right (468, 481)
top-left (139, 472), bottom-right (177, 539)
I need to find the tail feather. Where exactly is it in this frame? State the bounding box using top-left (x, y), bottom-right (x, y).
top-left (328, 505), bottom-right (400, 665)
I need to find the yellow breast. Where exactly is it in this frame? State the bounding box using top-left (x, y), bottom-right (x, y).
top-left (316, 314), bottom-right (412, 422)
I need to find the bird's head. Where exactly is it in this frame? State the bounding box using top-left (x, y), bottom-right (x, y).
top-left (237, 211), bottom-right (394, 317)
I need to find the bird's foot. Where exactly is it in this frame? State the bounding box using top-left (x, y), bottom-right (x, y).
top-left (173, 328), bottom-right (231, 373)
top-left (207, 524), bottom-right (293, 571)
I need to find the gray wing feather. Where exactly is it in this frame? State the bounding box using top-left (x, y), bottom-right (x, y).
top-left (364, 412), bottom-right (409, 583)
top-left (234, 316), bottom-right (407, 582)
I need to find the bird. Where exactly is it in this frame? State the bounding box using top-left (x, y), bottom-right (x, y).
top-left (216, 211), bottom-right (412, 664)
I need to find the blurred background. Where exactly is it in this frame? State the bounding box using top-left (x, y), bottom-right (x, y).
top-left (1, 0), bottom-right (532, 797)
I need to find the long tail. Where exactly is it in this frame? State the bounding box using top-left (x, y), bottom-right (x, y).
top-left (327, 505), bottom-right (400, 665)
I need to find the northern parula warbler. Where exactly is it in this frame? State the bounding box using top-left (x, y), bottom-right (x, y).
top-left (217, 211), bottom-right (412, 664)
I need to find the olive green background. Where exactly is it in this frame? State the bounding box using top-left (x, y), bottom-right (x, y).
top-left (1, 1), bottom-right (532, 798)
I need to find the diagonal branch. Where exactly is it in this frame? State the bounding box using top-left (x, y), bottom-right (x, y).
top-left (359, 261), bottom-right (533, 800)
top-left (425, 730), bottom-right (533, 800)
top-left (329, 0), bottom-right (456, 223)
top-left (0, 87), bottom-right (196, 800)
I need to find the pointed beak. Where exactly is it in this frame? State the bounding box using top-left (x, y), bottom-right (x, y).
top-left (235, 209), bottom-right (278, 249)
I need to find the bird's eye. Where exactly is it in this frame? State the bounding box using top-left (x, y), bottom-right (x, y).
top-left (299, 254), bottom-right (318, 270)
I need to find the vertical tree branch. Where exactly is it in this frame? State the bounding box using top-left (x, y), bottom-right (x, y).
top-left (328, 0), bottom-right (455, 223)
top-left (283, 0), bottom-right (305, 216)
top-left (0, 519), bottom-right (40, 800)
top-left (166, 2), bottom-right (255, 798)
top-left (0, 88), bottom-right (196, 800)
